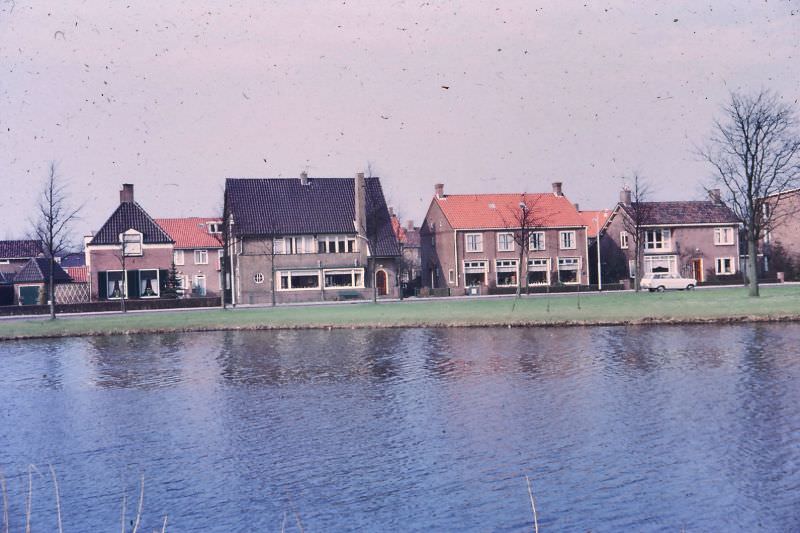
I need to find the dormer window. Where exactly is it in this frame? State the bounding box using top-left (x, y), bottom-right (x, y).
top-left (207, 222), bottom-right (223, 234)
top-left (121, 230), bottom-right (143, 256)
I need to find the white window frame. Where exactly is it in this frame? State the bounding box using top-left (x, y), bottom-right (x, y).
top-left (620, 231), bottom-right (629, 249)
top-left (497, 232), bottom-right (514, 252)
top-left (173, 249), bottom-right (185, 266)
top-left (194, 249), bottom-right (209, 265)
top-left (121, 230), bottom-right (143, 256)
top-left (193, 274), bottom-right (207, 296)
top-left (557, 257), bottom-right (581, 284)
top-left (495, 259), bottom-right (518, 287)
top-left (448, 269), bottom-right (455, 284)
top-left (645, 229), bottom-right (671, 251)
top-left (139, 269), bottom-right (160, 298)
top-left (317, 235), bottom-right (358, 254)
top-left (527, 258), bottom-right (550, 285)
top-left (277, 270), bottom-right (322, 291)
top-left (323, 268), bottom-right (365, 289)
top-left (463, 260), bottom-right (488, 286)
top-left (529, 231), bottom-right (545, 251)
top-left (643, 255), bottom-right (678, 275)
top-left (207, 222), bottom-right (223, 234)
top-left (465, 233), bottom-right (483, 253)
top-left (253, 272), bottom-right (264, 284)
top-left (106, 270), bottom-right (127, 300)
top-left (559, 231), bottom-right (576, 250)
top-left (714, 227), bottom-right (735, 246)
top-left (217, 249), bottom-right (223, 270)
top-left (715, 257), bottom-right (734, 275)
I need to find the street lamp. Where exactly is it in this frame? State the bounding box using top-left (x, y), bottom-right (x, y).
top-left (592, 214), bottom-right (604, 291)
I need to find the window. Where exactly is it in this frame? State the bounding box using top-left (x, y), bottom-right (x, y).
top-left (317, 235), bottom-right (358, 254)
top-left (273, 238), bottom-right (286, 254)
top-left (217, 249), bottom-right (223, 270)
top-left (464, 261), bottom-right (487, 286)
top-left (139, 270), bottom-right (160, 298)
top-left (253, 272), bottom-right (264, 284)
top-left (194, 249), bottom-right (209, 265)
top-left (645, 229), bottom-right (671, 250)
top-left (497, 232), bottom-right (514, 252)
top-left (277, 270), bottom-right (320, 290)
top-left (122, 232), bottom-right (142, 256)
top-left (557, 257), bottom-right (580, 284)
top-left (620, 231), bottom-right (629, 249)
top-left (465, 233), bottom-right (483, 253)
top-left (559, 231), bottom-right (576, 250)
top-left (714, 227), bottom-right (734, 245)
top-left (207, 222), bottom-right (222, 234)
top-left (448, 269), bottom-right (455, 284)
top-left (193, 275), bottom-right (207, 296)
top-left (628, 260), bottom-right (636, 279)
top-left (495, 259), bottom-right (518, 286)
top-left (106, 271), bottom-right (126, 299)
top-left (527, 258), bottom-right (550, 285)
top-left (716, 257), bottom-right (734, 275)
top-left (173, 250), bottom-right (185, 266)
top-left (529, 232), bottom-right (545, 251)
top-left (0, 259), bottom-right (9, 264)
top-left (323, 269), bottom-right (364, 288)
top-left (644, 255), bottom-right (677, 274)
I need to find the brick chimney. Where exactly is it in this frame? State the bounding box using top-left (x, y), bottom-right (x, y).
top-left (120, 183), bottom-right (134, 204)
top-left (435, 183), bottom-right (445, 199)
top-left (708, 188), bottom-right (721, 203)
top-left (620, 188), bottom-right (632, 206)
top-left (300, 171), bottom-right (309, 186)
top-left (552, 182), bottom-right (563, 196)
top-left (354, 172), bottom-right (367, 237)
top-left (573, 203), bottom-right (580, 211)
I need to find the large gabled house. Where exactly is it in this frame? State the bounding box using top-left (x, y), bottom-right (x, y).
top-left (600, 188), bottom-right (741, 283)
top-left (224, 172), bottom-right (401, 304)
top-left (155, 217), bottom-right (224, 297)
top-left (85, 184), bottom-right (175, 301)
top-left (420, 182), bottom-right (590, 293)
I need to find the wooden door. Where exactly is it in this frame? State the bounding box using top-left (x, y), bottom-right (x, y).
top-left (376, 270), bottom-right (388, 296)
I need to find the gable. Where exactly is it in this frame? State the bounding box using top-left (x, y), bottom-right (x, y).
top-left (89, 202), bottom-right (173, 246)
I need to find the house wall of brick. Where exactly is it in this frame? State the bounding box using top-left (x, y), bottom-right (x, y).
top-left (766, 191), bottom-right (800, 258)
top-left (420, 201), bottom-right (455, 289)
top-left (88, 246), bottom-right (173, 299)
top-left (174, 248), bottom-right (223, 297)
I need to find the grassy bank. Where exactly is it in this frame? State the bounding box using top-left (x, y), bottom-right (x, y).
top-left (2, 286), bottom-right (800, 340)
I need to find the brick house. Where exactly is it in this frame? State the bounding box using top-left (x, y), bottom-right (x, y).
top-left (155, 218), bottom-right (224, 297)
top-left (420, 182), bottom-right (590, 293)
top-left (600, 189), bottom-right (741, 283)
top-left (761, 188), bottom-right (800, 277)
top-left (224, 172), bottom-right (401, 304)
top-left (85, 184), bottom-right (175, 301)
top-left (391, 212), bottom-right (422, 294)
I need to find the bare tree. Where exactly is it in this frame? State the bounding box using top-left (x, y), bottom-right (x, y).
top-left (502, 194), bottom-right (547, 298)
top-left (700, 89), bottom-right (800, 297)
top-left (619, 173), bottom-right (652, 292)
top-left (31, 163), bottom-right (81, 319)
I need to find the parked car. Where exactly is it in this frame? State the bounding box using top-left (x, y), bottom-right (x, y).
top-left (641, 273), bottom-right (696, 292)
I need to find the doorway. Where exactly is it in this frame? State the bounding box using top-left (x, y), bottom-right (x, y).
top-left (692, 259), bottom-right (704, 283)
top-left (376, 270), bottom-right (388, 296)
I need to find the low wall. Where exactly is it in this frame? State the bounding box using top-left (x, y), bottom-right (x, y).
top-left (487, 284), bottom-right (625, 295)
top-left (0, 297), bottom-right (221, 316)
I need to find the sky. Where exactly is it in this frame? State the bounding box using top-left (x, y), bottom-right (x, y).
top-left (1, 0), bottom-right (798, 240)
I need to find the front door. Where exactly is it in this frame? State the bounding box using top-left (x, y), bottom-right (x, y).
top-left (376, 270), bottom-right (388, 296)
top-left (692, 259), bottom-right (703, 283)
top-left (19, 286), bottom-right (40, 305)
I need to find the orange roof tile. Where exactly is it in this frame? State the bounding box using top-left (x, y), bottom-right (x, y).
top-left (434, 193), bottom-right (586, 230)
top-left (155, 218), bottom-right (223, 249)
top-left (578, 210), bottom-right (612, 238)
top-left (390, 215), bottom-right (407, 244)
top-left (65, 266), bottom-right (88, 283)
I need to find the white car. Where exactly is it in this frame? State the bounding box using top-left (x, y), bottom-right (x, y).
top-left (641, 273), bottom-right (696, 292)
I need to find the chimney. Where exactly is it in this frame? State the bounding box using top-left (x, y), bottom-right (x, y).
top-left (120, 183), bottom-right (134, 204)
top-left (354, 172), bottom-right (367, 237)
top-left (573, 203), bottom-right (580, 211)
top-left (620, 188), bottom-right (632, 206)
top-left (388, 206), bottom-right (395, 217)
top-left (406, 220), bottom-right (414, 231)
top-left (709, 188), bottom-right (721, 204)
top-left (552, 182), bottom-right (563, 196)
top-left (435, 183), bottom-right (445, 199)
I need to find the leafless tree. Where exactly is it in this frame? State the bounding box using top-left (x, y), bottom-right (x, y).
top-left (30, 163), bottom-right (81, 319)
top-left (619, 173), bottom-right (652, 292)
top-left (700, 89), bottom-right (800, 297)
top-left (502, 194), bottom-right (548, 298)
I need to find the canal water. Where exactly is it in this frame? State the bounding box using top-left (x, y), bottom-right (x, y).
top-left (1, 325), bottom-right (799, 531)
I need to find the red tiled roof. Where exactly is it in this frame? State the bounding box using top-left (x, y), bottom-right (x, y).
top-left (155, 218), bottom-right (223, 249)
top-left (578, 210), bottom-right (612, 238)
top-left (66, 266), bottom-right (88, 283)
top-left (434, 193), bottom-right (586, 230)
top-left (390, 215), bottom-right (407, 244)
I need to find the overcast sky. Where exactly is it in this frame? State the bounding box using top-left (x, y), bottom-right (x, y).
top-left (1, 0), bottom-right (798, 240)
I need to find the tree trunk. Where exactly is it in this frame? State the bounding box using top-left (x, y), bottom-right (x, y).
top-left (271, 260), bottom-right (276, 307)
top-left (748, 234), bottom-right (760, 297)
top-left (49, 257), bottom-right (56, 320)
top-left (516, 254), bottom-right (523, 299)
top-left (634, 244), bottom-right (642, 292)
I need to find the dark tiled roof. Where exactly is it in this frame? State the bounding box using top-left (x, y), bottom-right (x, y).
top-left (13, 258), bottom-right (71, 284)
top-left (0, 271), bottom-right (14, 284)
top-left (89, 202), bottom-right (173, 245)
top-left (0, 240), bottom-right (43, 259)
top-left (59, 252), bottom-right (86, 267)
top-left (620, 201), bottom-right (740, 225)
top-left (225, 177), bottom-right (400, 257)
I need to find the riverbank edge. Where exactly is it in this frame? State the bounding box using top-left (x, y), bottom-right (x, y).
top-left (3, 313), bottom-right (800, 341)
